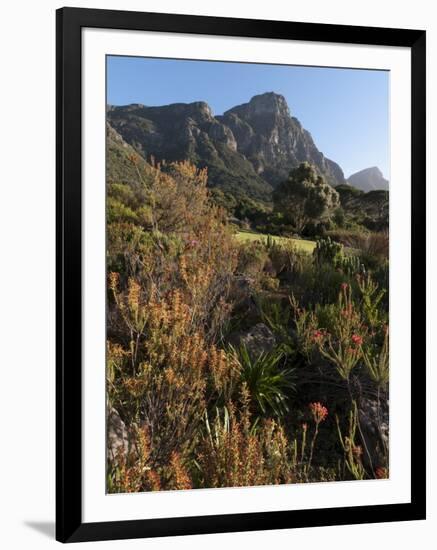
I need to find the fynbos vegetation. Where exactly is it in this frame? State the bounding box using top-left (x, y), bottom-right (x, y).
top-left (106, 92), bottom-right (389, 493)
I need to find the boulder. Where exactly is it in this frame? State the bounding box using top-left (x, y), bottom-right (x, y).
top-left (229, 274), bottom-right (256, 309)
top-left (107, 407), bottom-right (129, 460)
top-left (231, 323), bottom-right (276, 360)
top-left (358, 396), bottom-right (389, 469)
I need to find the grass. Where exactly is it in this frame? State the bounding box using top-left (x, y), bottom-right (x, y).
top-left (235, 230), bottom-right (316, 253)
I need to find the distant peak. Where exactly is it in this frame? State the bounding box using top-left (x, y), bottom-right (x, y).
top-left (225, 92), bottom-right (291, 117)
top-left (347, 166), bottom-right (389, 192)
top-left (354, 166), bottom-right (383, 176)
top-left (250, 91), bottom-right (286, 102)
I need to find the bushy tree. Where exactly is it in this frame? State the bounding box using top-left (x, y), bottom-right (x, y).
top-left (273, 162), bottom-right (340, 233)
top-left (364, 190), bottom-right (389, 229)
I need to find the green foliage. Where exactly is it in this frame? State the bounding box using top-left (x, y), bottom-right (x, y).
top-left (335, 184), bottom-right (389, 232)
top-left (260, 274), bottom-right (280, 291)
top-left (357, 273), bottom-right (387, 328)
top-left (362, 328), bottom-right (389, 389)
top-left (336, 402), bottom-right (366, 480)
top-left (273, 162), bottom-right (340, 233)
top-left (340, 254), bottom-right (365, 277)
top-left (231, 344), bottom-right (295, 417)
top-left (313, 236), bottom-right (344, 267)
top-left (332, 207), bottom-right (346, 228)
top-left (313, 237), bottom-right (365, 279)
top-left (315, 285), bottom-right (365, 381)
top-left (258, 299), bottom-right (294, 350)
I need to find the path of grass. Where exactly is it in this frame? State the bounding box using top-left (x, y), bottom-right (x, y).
top-left (235, 230), bottom-right (316, 253)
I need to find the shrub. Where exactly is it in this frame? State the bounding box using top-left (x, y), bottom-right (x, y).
top-left (340, 253), bottom-right (366, 277)
top-left (336, 402), bottom-right (367, 480)
top-left (258, 299), bottom-right (294, 350)
top-left (313, 237), bottom-right (366, 281)
top-left (292, 283), bottom-right (366, 381)
top-left (335, 230), bottom-right (389, 265)
top-left (267, 239), bottom-right (307, 278)
top-left (106, 153), bottom-right (389, 492)
top-left (106, 161), bottom-right (241, 491)
top-left (313, 236), bottom-right (344, 267)
top-left (237, 241), bottom-right (269, 279)
top-left (260, 274), bottom-right (280, 291)
top-left (230, 344), bottom-right (295, 417)
top-left (197, 392), bottom-right (295, 488)
top-left (357, 273), bottom-right (387, 328)
top-left (362, 327), bottom-right (389, 389)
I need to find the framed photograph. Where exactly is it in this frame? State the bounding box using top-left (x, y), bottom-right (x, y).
top-left (56, 7), bottom-right (426, 543)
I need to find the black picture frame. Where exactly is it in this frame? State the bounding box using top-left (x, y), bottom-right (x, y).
top-left (56, 6), bottom-right (426, 543)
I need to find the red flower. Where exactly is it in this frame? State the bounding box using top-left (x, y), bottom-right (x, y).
top-left (309, 402), bottom-right (328, 424)
top-left (341, 282), bottom-right (349, 291)
top-left (375, 467), bottom-right (388, 479)
top-left (312, 330), bottom-right (323, 342)
top-left (351, 334), bottom-right (363, 346)
top-left (352, 445), bottom-right (363, 458)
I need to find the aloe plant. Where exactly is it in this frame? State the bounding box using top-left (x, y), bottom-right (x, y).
top-left (231, 344), bottom-right (295, 417)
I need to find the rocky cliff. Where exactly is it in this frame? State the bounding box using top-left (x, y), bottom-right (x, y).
top-left (218, 93), bottom-right (344, 187)
top-left (107, 92), bottom-right (346, 202)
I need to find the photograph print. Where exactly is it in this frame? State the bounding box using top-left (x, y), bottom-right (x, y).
top-left (106, 56), bottom-right (390, 494)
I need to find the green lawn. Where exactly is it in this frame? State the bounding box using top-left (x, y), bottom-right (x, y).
top-left (235, 230), bottom-right (316, 253)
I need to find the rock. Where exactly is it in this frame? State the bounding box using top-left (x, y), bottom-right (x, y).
top-left (107, 407), bottom-right (129, 460)
top-left (232, 323), bottom-right (276, 360)
top-left (358, 397), bottom-right (389, 469)
top-left (229, 274), bottom-right (256, 308)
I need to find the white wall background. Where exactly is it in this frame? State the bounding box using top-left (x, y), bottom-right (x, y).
top-left (0, 1), bottom-right (434, 548)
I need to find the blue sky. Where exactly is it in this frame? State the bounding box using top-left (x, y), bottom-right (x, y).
top-left (107, 56), bottom-right (389, 179)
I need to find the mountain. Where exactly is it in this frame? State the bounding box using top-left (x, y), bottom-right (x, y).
top-left (107, 92), bottom-right (346, 202)
top-left (107, 122), bottom-right (151, 186)
top-left (107, 101), bottom-right (271, 203)
top-left (347, 167), bottom-right (389, 192)
top-left (218, 93), bottom-right (344, 187)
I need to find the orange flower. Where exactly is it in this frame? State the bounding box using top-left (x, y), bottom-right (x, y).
top-left (351, 334), bottom-right (363, 346)
top-left (309, 402), bottom-right (328, 424)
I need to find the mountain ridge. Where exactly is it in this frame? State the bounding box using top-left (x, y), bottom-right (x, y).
top-left (107, 92), bottom-right (346, 202)
top-left (347, 166), bottom-right (389, 192)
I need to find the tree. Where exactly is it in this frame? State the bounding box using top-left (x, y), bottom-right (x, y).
top-left (364, 190), bottom-right (389, 229)
top-left (273, 162), bottom-right (340, 234)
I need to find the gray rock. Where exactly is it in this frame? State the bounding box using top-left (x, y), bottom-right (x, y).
top-left (233, 323), bottom-right (276, 360)
top-left (230, 275), bottom-right (255, 307)
top-left (107, 407), bottom-right (129, 460)
top-left (358, 396), bottom-right (389, 469)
